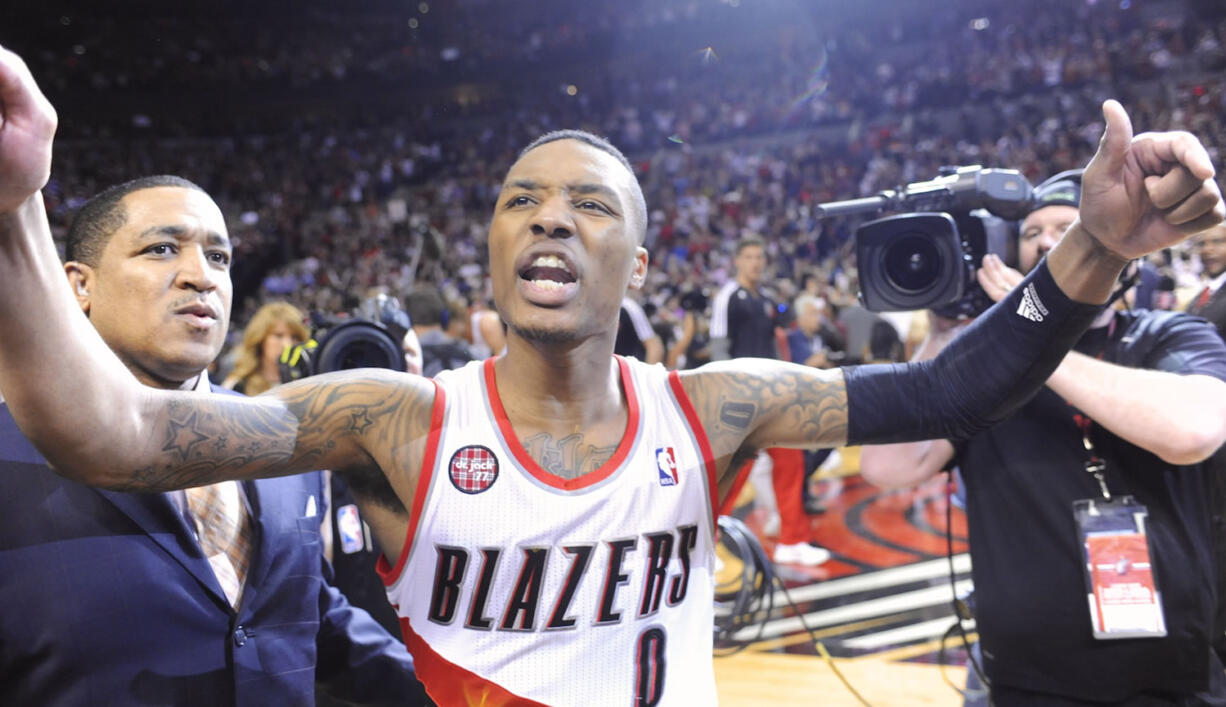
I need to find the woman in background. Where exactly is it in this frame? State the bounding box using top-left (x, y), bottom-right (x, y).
top-left (223, 302), bottom-right (309, 395)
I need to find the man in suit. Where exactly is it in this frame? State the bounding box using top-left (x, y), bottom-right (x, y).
top-left (1188, 221), bottom-right (1226, 338)
top-left (0, 175), bottom-right (427, 706)
top-left (1186, 220), bottom-right (1226, 666)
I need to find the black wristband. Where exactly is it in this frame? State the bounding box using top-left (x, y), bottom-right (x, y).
top-left (844, 258), bottom-right (1102, 445)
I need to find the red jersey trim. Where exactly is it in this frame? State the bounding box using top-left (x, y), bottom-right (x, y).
top-left (667, 371), bottom-right (720, 518)
top-left (377, 380), bottom-right (447, 587)
top-left (400, 618), bottom-right (549, 707)
top-left (482, 356), bottom-right (640, 491)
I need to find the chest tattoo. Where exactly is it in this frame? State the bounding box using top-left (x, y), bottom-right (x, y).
top-left (520, 432), bottom-right (617, 480)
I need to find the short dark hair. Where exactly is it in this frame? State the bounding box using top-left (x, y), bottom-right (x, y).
top-left (405, 287), bottom-right (449, 327)
top-left (517, 129), bottom-right (649, 242)
top-left (65, 175), bottom-right (206, 267)
top-left (868, 319), bottom-right (903, 362)
top-left (735, 236), bottom-right (765, 256)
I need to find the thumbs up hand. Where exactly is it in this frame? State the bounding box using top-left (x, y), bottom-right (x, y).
top-left (1079, 99), bottom-right (1223, 260)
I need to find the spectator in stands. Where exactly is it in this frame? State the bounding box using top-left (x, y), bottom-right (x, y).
top-left (1188, 222), bottom-right (1226, 338)
top-left (223, 301), bottom-right (308, 395)
top-left (788, 294), bottom-right (844, 368)
top-left (1184, 221), bottom-right (1226, 667)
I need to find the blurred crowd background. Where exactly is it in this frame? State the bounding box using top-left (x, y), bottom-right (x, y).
top-left (4, 0), bottom-right (1225, 371)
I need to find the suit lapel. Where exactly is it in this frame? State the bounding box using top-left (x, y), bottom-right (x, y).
top-left (240, 479), bottom-right (271, 601)
top-left (95, 488), bottom-right (232, 610)
top-left (1205, 288), bottom-right (1226, 321)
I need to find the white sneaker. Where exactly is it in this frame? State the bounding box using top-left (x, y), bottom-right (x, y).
top-left (762, 512), bottom-right (781, 538)
top-left (773, 542), bottom-right (832, 567)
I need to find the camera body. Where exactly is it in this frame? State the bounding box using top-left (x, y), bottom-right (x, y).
top-left (679, 288), bottom-right (709, 314)
top-left (279, 295), bottom-right (411, 381)
top-left (856, 209), bottom-right (1016, 317)
top-left (818, 166), bottom-right (1033, 317)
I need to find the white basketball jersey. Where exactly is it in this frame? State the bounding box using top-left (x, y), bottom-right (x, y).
top-left (380, 357), bottom-right (719, 706)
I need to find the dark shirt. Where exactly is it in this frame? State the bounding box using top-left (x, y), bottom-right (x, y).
top-left (958, 310), bottom-right (1226, 700)
top-left (786, 324), bottom-right (844, 365)
top-left (417, 328), bottom-right (474, 378)
top-left (614, 297), bottom-right (656, 361)
top-left (710, 280), bottom-right (779, 359)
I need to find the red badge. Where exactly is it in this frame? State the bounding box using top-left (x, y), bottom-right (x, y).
top-left (449, 445), bottom-right (500, 494)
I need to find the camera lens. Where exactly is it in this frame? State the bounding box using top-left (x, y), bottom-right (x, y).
top-left (883, 234), bottom-right (941, 293)
top-left (316, 321), bottom-right (406, 374)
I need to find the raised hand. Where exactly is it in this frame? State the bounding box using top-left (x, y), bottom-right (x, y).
top-left (0, 46), bottom-right (57, 214)
top-left (1079, 99), bottom-right (1224, 260)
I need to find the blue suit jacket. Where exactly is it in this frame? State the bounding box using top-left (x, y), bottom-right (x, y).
top-left (0, 393), bottom-right (426, 707)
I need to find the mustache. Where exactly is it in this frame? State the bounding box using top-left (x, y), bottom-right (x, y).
top-left (170, 296), bottom-right (223, 318)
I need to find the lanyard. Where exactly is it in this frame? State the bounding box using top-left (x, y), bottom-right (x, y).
top-left (1075, 413), bottom-right (1112, 502)
top-left (1073, 316), bottom-right (1117, 502)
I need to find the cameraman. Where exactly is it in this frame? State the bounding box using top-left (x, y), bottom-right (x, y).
top-left (666, 288), bottom-right (711, 370)
top-left (861, 175), bottom-right (1226, 704)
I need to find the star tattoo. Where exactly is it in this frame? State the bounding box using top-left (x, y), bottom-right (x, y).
top-left (349, 408), bottom-right (374, 435)
top-left (162, 411), bottom-right (211, 461)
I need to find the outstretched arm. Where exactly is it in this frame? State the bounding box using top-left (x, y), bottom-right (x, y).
top-left (859, 313), bottom-right (965, 489)
top-left (103, 371), bottom-right (435, 492)
top-left (0, 47), bottom-right (435, 492)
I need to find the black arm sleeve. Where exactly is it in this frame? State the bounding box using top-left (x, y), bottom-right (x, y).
top-left (843, 258), bottom-right (1102, 445)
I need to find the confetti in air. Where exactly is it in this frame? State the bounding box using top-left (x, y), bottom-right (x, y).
top-left (697, 46), bottom-right (719, 65)
top-left (667, 135), bottom-right (685, 144)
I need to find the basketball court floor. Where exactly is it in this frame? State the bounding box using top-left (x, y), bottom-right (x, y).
top-left (714, 447), bottom-right (976, 706)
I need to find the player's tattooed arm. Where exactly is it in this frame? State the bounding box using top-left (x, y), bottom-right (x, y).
top-left (102, 369), bottom-right (435, 493)
top-left (676, 360), bottom-right (848, 484)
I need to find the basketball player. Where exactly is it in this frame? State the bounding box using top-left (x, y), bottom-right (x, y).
top-left (1, 46), bottom-right (1223, 705)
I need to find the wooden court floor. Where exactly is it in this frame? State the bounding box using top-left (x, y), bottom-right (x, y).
top-left (713, 447), bottom-right (975, 705)
top-left (716, 650), bottom-right (964, 706)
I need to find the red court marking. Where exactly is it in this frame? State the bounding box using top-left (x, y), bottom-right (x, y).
top-left (806, 480), bottom-right (924, 569)
top-left (860, 493), bottom-right (967, 557)
top-left (922, 496), bottom-right (968, 544)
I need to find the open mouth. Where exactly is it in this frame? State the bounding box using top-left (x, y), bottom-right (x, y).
top-left (518, 253), bottom-right (577, 290)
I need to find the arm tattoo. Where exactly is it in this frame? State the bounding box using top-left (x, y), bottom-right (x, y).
top-left (684, 362), bottom-right (848, 466)
top-left (727, 367), bottom-right (847, 445)
top-left (115, 370), bottom-right (432, 494)
top-left (719, 401), bottom-right (755, 430)
top-left (520, 432), bottom-right (618, 480)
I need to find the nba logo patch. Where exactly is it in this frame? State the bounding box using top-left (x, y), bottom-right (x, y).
top-left (449, 445), bottom-right (500, 494)
top-left (656, 447), bottom-right (678, 487)
top-left (336, 504), bottom-right (365, 554)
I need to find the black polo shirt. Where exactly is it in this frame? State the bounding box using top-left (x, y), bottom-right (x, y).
top-left (959, 310), bottom-right (1226, 700)
top-left (710, 280), bottom-right (779, 359)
